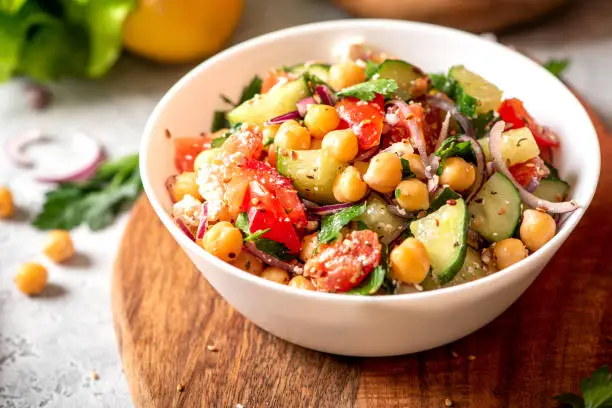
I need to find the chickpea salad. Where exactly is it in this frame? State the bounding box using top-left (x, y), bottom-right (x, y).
top-left (167, 43), bottom-right (578, 295)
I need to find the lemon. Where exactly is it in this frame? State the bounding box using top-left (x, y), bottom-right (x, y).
top-left (122, 0), bottom-right (244, 64)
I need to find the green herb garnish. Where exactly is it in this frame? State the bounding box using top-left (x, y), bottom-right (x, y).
top-left (364, 60), bottom-right (380, 79)
top-left (32, 153), bottom-right (141, 231)
top-left (211, 110), bottom-right (229, 132)
top-left (238, 75), bottom-right (263, 103)
top-left (318, 202), bottom-right (367, 244)
top-left (429, 72), bottom-right (478, 117)
top-left (346, 244), bottom-right (388, 295)
top-left (400, 157), bottom-right (415, 179)
top-left (336, 78), bottom-right (398, 101)
top-left (255, 238), bottom-right (292, 261)
top-left (434, 136), bottom-right (473, 175)
top-left (554, 365), bottom-right (612, 408)
top-left (472, 111), bottom-right (495, 139)
top-left (544, 58), bottom-right (570, 77)
top-left (235, 212), bottom-right (270, 242)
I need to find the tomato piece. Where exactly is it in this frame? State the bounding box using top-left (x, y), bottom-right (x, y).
top-left (335, 96), bottom-right (384, 150)
top-left (261, 70), bottom-right (293, 94)
top-left (243, 181), bottom-right (301, 253)
top-left (222, 125), bottom-right (263, 159)
top-left (509, 157), bottom-right (550, 188)
top-left (242, 159), bottom-right (307, 227)
top-left (174, 136), bottom-right (209, 172)
top-left (304, 230), bottom-right (381, 293)
top-left (498, 98), bottom-right (560, 148)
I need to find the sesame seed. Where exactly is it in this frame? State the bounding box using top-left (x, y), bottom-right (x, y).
top-left (207, 344), bottom-right (218, 352)
top-left (445, 398), bottom-right (453, 407)
top-left (90, 370), bottom-right (99, 381)
top-left (177, 383), bottom-right (185, 392)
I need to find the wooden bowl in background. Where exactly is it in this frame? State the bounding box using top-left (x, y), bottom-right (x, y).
top-left (334, 0), bottom-right (568, 32)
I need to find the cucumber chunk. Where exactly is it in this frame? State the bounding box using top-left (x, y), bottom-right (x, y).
top-left (534, 179), bottom-right (570, 202)
top-left (410, 198), bottom-right (468, 284)
top-left (421, 247), bottom-right (487, 290)
top-left (276, 149), bottom-right (346, 205)
top-left (356, 193), bottom-right (407, 244)
top-left (375, 59), bottom-right (425, 100)
top-left (288, 63), bottom-right (330, 83)
top-left (449, 66), bottom-right (503, 115)
top-left (468, 172), bottom-right (521, 242)
top-left (227, 77), bottom-right (310, 126)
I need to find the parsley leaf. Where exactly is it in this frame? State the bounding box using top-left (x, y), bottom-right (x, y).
top-left (544, 58), bottom-right (570, 77)
top-left (238, 75), bottom-right (263, 103)
top-left (220, 93), bottom-right (236, 106)
top-left (355, 220), bottom-right (369, 231)
top-left (255, 238), bottom-right (292, 261)
top-left (336, 78), bottom-right (398, 101)
top-left (211, 110), bottom-right (229, 132)
top-left (434, 136), bottom-right (473, 175)
top-left (400, 157), bottom-right (415, 179)
top-left (32, 153), bottom-right (141, 231)
top-left (429, 72), bottom-right (478, 118)
top-left (263, 136), bottom-right (275, 147)
top-left (364, 60), bottom-right (380, 79)
top-left (346, 244), bottom-right (388, 295)
top-left (429, 73), bottom-right (455, 95)
top-left (210, 135), bottom-right (229, 148)
top-left (472, 111), bottom-right (495, 139)
top-left (235, 211), bottom-right (271, 242)
top-left (554, 366), bottom-right (612, 408)
top-left (318, 202), bottom-right (367, 244)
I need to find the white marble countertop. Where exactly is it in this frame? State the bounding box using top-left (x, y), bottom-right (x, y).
top-left (1, 1), bottom-right (610, 407)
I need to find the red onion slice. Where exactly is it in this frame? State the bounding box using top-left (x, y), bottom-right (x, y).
top-left (34, 133), bottom-right (105, 183)
top-left (315, 85), bottom-right (336, 106)
top-left (405, 115), bottom-right (432, 177)
top-left (265, 110), bottom-right (300, 125)
top-left (387, 204), bottom-right (416, 219)
top-left (308, 202), bottom-right (355, 215)
top-left (355, 146), bottom-right (378, 161)
top-left (176, 218), bottom-right (195, 241)
top-left (297, 97), bottom-right (316, 117)
top-left (5, 128), bottom-right (45, 167)
top-left (457, 135), bottom-right (487, 203)
top-left (195, 203), bottom-right (208, 240)
top-left (435, 111), bottom-right (452, 151)
top-left (244, 242), bottom-right (304, 275)
top-left (489, 121), bottom-right (579, 214)
top-left (300, 198), bottom-right (320, 209)
top-left (426, 94), bottom-right (475, 139)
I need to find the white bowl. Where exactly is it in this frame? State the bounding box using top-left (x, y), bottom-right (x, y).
top-left (140, 20), bottom-right (600, 357)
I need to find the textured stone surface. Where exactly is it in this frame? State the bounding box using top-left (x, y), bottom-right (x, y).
top-left (0, 0), bottom-right (610, 407)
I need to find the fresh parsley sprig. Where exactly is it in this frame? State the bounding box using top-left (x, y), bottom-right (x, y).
top-left (555, 365), bottom-right (612, 408)
top-left (336, 78), bottom-right (398, 101)
top-left (346, 244), bottom-right (388, 295)
top-left (544, 58), bottom-right (571, 77)
top-left (210, 75), bottom-right (262, 132)
top-left (434, 136), bottom-right (473, 175)
top-left (317, 202), bottom-right (367, 245)
top-left (236, 212), bottom-right (292, 260)
top-left (32, 153), bottom-right (142, 231)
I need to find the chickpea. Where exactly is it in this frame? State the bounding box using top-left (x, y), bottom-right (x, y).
top-left (262, 124), bottom-right (280, 146)
top-left (43, 230), bottom-right (75, 263)
top-left (200, 221), bottom-right (243, 262)
top-left (363, 152), bottom-right (402, 194)
top-left (321, 129), bottom-right (359, 162)
top-left (310, 138), bottom-right (323, 150)
top-left (390, 238), bottom-right (430, 284)
top-left (333, 166), bottom-right (368, 203)
top-left (304, 104), bottom-right (340, 139)
top-left (288, 275), bottom-right (315, 290)
top-left (14, 262), bottom-right (48, 295)
top-left (172, 172), bottom-right (201, 202)
top-left (401, 153), bottom-right (426, 180)
top-left (275, 120), bottom-right (311, 150)
top-left (439, 157), bottom-right (476, 192)
top-left (0, 186), bottom-right (14, 219)
top-left (231, 251), bottom-right (264, 276)
top-left (493, 238), bottom-right (528, 269)
top-left (261, 266), bottom-right (290, 284)
top-left (267, 143), bottom-right (278, 167)
top-left (300, 233), bottom-right (319, 262)
top-left (395, 179), bottom-right (429, 211)
top-left (520, 209), bottom-right (556, 252)
top-left (328, 61), bottom-right (366, 90)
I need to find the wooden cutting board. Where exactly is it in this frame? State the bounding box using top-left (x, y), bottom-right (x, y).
top-left (112, 100), bottom-right (612, 408)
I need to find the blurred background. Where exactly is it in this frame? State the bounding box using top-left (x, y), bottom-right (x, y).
top-left (0, 0), bottom-right (610, 406)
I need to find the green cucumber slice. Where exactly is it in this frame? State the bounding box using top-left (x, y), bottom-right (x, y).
top-left (468, 172), bottom-right (521, 242)
top-left (276, 149), bottom-right (346, 205)
top-left (375, 59), bottom-right (426, 100)
top-left (288, 63), bottom-right (330, 83)
top-left (410, 198), bottom-right (469, 284)
top-left (227, 76), bottom-right (310, 126)
top-left (533, 179), bottom-right (570, 203)
top-left (421, 247), bottom-right (487, 290)
top-left (356, 193), bottom-right (407, 245)
top-left (449, 66), bottom-right (503, 115)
